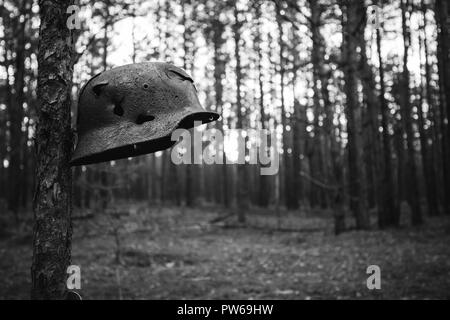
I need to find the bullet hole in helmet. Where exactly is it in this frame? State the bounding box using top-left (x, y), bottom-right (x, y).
top-left (92, 81), bottom-right (108, 96)
top-left (136, 114), bottom-right (155, 125)
top-left (113, 103), bottom-right (124, 116)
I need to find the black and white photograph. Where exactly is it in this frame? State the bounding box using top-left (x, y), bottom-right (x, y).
top-left (0, 0), bottom-right (449, 303)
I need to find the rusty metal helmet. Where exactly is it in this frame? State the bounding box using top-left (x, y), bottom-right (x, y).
top-left (71, 62), bottom-right (219, 166)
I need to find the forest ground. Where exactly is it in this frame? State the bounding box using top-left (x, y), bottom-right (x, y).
top-left (0, 203), bottom-right (449, 299)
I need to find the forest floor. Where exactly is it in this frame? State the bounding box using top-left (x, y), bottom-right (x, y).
top-left (0, 203), bottom-right (449, 299)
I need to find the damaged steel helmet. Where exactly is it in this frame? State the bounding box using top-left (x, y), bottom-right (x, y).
top-left (71, 62), bottom-right (219, 166)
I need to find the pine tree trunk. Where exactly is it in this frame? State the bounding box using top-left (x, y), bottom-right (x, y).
top-left (340, 0), bottom-right (370, 229)
top-left (435, 0), bottom-right (450, 214)
top-left (31, 0), bottom-right (75, 299)
top-left (233, 3), bottom-right (248, 222)
top-left (0, 37), bottom-right (12, 205)
top-left (308, 0), bottom-right (327, 209)
top-left (422, 2), bottom-right (443, 214)
top-left (182, 1), bottom-right (196, 208)
top-left (375, 6), bottom-right (398, 227)
top-left (401, 0), bottom-right (423, 225)
top-left (418, 18), bottom-right (439, 216)
top-left (211, 14), bottom-right (229, 208)
top-left (276, 2), bottom-right (295, 210)
top-left (292, 99), bottom-right (304, 204)
top-left (291, 29), bottom-right (304, 206)
top-left (255, 3), bottom-right (270, 207)
top-left (356, 2), bottom-right (382, 215)
top-left (8, 0), bottom-right (29, 218)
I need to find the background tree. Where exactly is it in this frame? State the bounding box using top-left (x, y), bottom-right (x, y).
top-left (400, 0), bottom-right (423, 225)
top-left (375, 0), bottom-right (398, 227)
top-left (340, 0), bottom-right (370, 229)
top-left (435, 0), bottom-right (450, 214)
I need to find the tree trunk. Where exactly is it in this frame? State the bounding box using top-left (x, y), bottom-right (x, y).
top-left (182, 0), bottom-right (196, 208)
top-left (400, 0), bottom-right (423, 225)
top-left (290, 27), bottom-right (304, 206)
top-left (31, 0), bottom-right (75, 299)
top-left (293, 98), bottom-right (305, 205)
top-left (211, 12), bottom-right (229, 208)
top-left (276, 2), bottom-right (296, 210)
top-left (422, 1), bottom-right (444, 214)
top-left (8, 0), bottom-right (29, 218)
top-left (340, 0), bottom-right (370, 229)
top-left (0, 33), bottom-right (13, 206)
top-left (255, 3), bottom-right (270, 207)
top-left (418, 15), bottom-right (439, 216)
top-left (435, 0), bottom-right (450, 214)
top-left (308, 0), bottom-right (327, 209)
top-left (233, 3), bottom-right (248, 222)
top-left (356, 2), bottom-right (382, 215)
top-left (375, 3), bottom-right (398, 227)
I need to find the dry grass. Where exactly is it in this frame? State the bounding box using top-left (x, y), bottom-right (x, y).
top-left (1, 204), bottom-right (449, 299)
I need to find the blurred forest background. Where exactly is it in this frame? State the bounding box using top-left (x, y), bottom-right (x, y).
top-left (1, 0), bottom-right (450, 299)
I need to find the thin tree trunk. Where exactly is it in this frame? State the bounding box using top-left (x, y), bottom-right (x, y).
top-left (211, 12), bottom-right (229, 208)
top-left (340, 0), bottom-right (370, 229)
top-left (375, 4), bottom-right (398, 227)
top-left (182, 0), bottom-right (196, 208)
top-left (435, 0), bottom-right (450, 214)
top-left (0, 35), bottom-right (12, 206)
top-left (308, 0), bottom-right (327, 209)
top-left (418, 15), bottom-right (439, 216)
top-left (290, 27), bottom-right (304, 206)
top-left (102, 4), bottom-right (109, 72)
top-left (356, 1), bottom-right (382, 215)
top-left (293, 98), bottom-right (304, 205)
top-left (422, 1), bottom-right (444, 214)
top-left (233, 2), bottom-right (248, 222)
top-left (8, 0), bottom-right (29, 218)
top-left (255, 3), bottom-right (270, 207)
top-left (276, 2), bottom-right (295, 210)
top-left (401, 0), bottom-right (423, 225)
top-left (31, 0), bottom-right (75, 299)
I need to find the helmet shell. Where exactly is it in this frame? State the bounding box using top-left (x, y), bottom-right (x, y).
top-left (71, 62), bottom-right (219, 166)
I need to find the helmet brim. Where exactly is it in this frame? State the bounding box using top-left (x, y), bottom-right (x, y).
top-left (70, 110), bottom-right (220, 166)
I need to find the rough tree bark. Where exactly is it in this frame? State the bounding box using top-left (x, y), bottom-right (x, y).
top-left (31, 0), bottom-right (75, 299)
